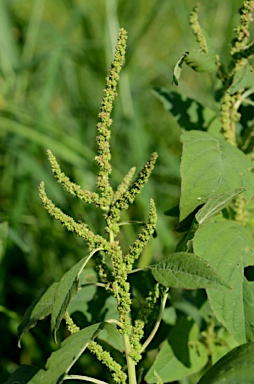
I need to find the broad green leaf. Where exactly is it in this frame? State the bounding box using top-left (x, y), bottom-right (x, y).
top-left (18, 282), bottom-right (58, 347)
top-left (28, 323), bottom-right (101, 384)
top-left (195, 188), bottom-right (245, 225)
top-left (149, 252), bottom-right (231, 290)
top-left (145, 319), bottom-right (208, 383)
top-left (193, 219), bottom-right (254, 343)
top-left (228, 63), bottom-right (250, 95)
top-left (3, 365), bottom-right (40, 384)
top-left (243, 280), bottom-right (254, 341)
top-left (153, 89), bottom-right (220, 133)
top-left (172, 30), bottom-right (217, 85)
top-left (51, 248), bottom-right (100, 341)
top-left (185, 50), bottom-right (217, 73)
top-left (197, 341), bottom-right (254, 384)
top-left (98, 322), bottom-right (124, 352)
top-left (180, 130), bottom-right (254, 221)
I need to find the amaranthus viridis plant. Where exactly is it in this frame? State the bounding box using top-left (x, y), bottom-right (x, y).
top-left (38, 28), bottom-right (162, 384)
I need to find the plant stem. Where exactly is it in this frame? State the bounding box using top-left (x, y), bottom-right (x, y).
top-left (123, 333), bottom-right (137, 384)
top-left (64, 375), bottom-right (109, 384)
top-left (140, 289), bottom-right (169, 353)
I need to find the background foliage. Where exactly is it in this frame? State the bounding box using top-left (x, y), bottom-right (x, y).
top-left (1, 0), bottom-right (252, 382)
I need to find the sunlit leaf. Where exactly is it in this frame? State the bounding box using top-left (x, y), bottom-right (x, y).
top-left (195, 188), bottom-right (245, 225)
top-left (28, 323), bottom-right (101, 384)
top-left (180, 130), bottom-right (254, 221)
top-left (51, 248), bottom-right (100, 341)
top-left (193, 219), bottom-right (254, 343)
top-left (149, 252), bottom-right (231, 290)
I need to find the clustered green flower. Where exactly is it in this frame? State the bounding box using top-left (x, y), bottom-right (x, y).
top-left (189, 4), bottom-right (208, 54)
top-left (64, 312), bottom-right (80, 334)
top-left (88, 341), bottom-right (127, 383)
top-left (95, 28), bottom-right (128, 207)
top-left (39, 26), bottom-right (159, 380)
top-left (231, 0), bottom-right (254, 55)
top-left (220, 91), bottom-right (237, 146)
top-left (129, 283), bottom-right (160, 362)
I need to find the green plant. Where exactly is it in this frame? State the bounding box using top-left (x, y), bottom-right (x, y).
top-left (5, 2), bottom-right (254, 383)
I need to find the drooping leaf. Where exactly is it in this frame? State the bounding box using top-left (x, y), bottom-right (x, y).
top-left (193, 219), bottom-right (254, 343)
top-left (28, 323), bottom-right (101, 384)
top-left (18, 282), bottom-right (58, 347)
top-left (185, 50), bottom-right (217, 73)
top-left (51, 248), bottom-right (100, 341)
top-left (172, 29), bottom-right (217, 85)
top-left (197, 341), bottom-right (254, 384)
top-left (145, 319), bottom-right (207, 383)
top-left (195, 188), bottom-right (245, 225)
top-left (228, 63), bottom-right (250, 95)
top-left (180, 130), bottom-right (254, 221)
top-left (153, 89), bottom-right (220, 133)
top-left (149, 252), bottom-right (231, 290)
top-left (172, 53), bottom-right (188, 85)
top-left (3, 365), bottom-right (41, 384)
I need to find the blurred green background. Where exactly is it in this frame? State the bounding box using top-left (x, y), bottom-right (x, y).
top-left (0, 0), bottom-right (249, 381)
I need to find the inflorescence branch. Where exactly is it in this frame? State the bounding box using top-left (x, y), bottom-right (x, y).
top-left (39, 26), bottom-right (158, 382)
top-left (95, 28), bottom-right (128, 208)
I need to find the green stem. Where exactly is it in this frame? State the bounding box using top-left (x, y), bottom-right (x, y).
top-left (140, 289), bottom-right (169, 354)
top-left (123, 333), bottom-right (137, 384)
top-left (64, 375), bottom-right (108, 384)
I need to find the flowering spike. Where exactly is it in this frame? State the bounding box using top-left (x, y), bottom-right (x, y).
top-left (95, 28), bottom-right (128, 207)
top-left (231, 0), bottom-right (254, 55)
top-left (113, 166), bottom-right (136, 204)
top-left (46, 150), bottom-right (99, 204)
top-left (124, 199), bottom-right (157, 272)
top-left (38, 182), bottom-right (107, 250)
top-left (189, 4), bottom-right (208, 54)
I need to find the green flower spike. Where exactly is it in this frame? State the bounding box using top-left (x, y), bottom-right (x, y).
top-left (124, 198), bottom-right (157, 272)
top-left (88, 340), bottom-right (127, 383)
top-left (189, 4), bottom-right (208, 54)
top-left (95, 28), bottom-right (128, 209)
top-left (46, 149), bottom-right (100, 205)
top-left (107, 152), bottom-right (158, 225)
top-left (231, 0), bottom-right (254, 55)
top-left (38, 182), bottom-right (108, 251)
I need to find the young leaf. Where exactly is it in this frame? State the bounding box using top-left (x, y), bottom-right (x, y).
top-left (197, 341), bottom-right (254, 384)
top-left (228, 63), bottom-right (250, 95)
top-left (180, 130), bottom-right (254, 221)
top-left (145, 319), bottom-right (208, 383)
top-left (18, 282), bottom-right (58, 347)
top-left (51, 248), bottom-right (101, 341)
top-left (149, 252), bottom-right (231, 290)
top-left (195, 188), bottom-right (246, 225)
top-left (28, 323), bottom-right (102, 384)
top-left (193, 219), bottom-right (254, 343)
